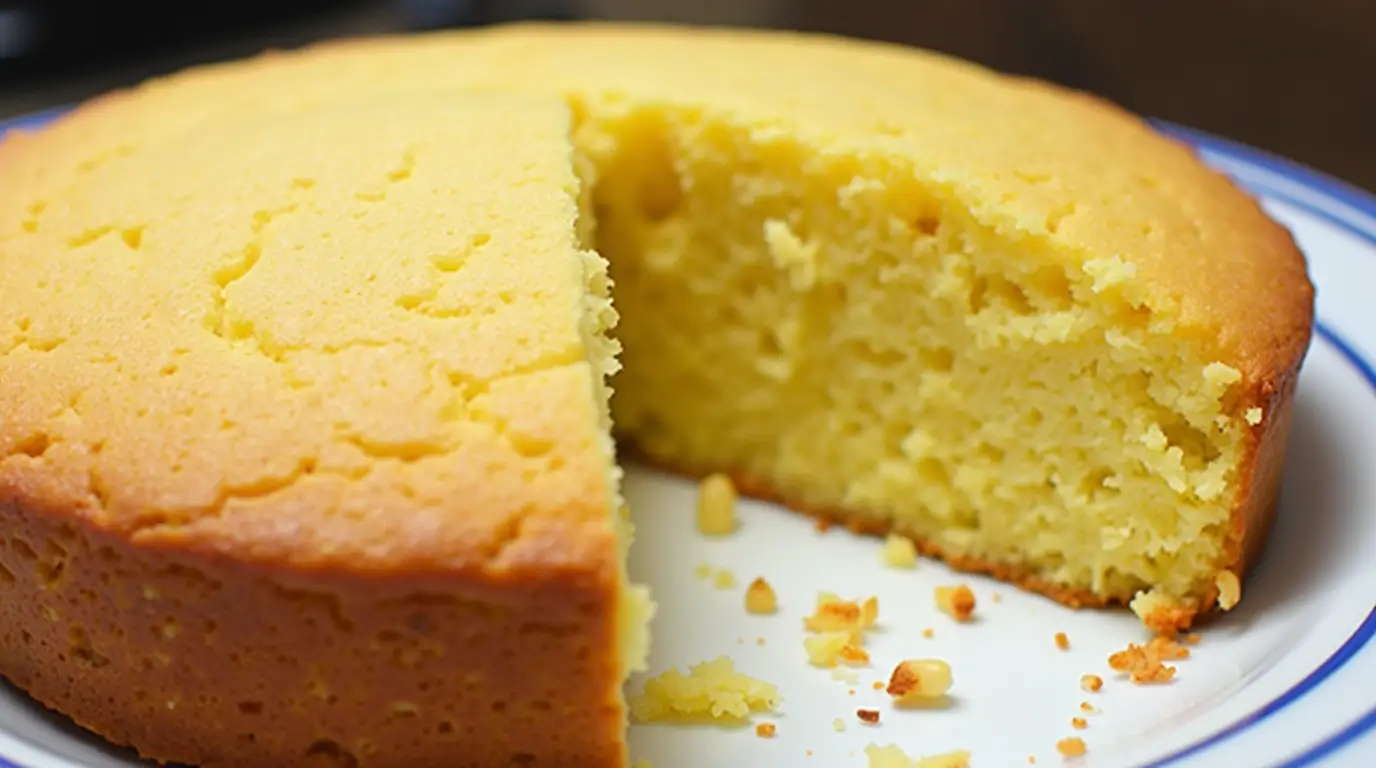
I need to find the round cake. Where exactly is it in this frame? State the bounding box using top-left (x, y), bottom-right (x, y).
top-left (0, 22), bottom-right (1313, 767)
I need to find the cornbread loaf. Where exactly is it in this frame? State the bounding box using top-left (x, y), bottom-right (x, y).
top-left (0, 22), bottom-right (1312, 768)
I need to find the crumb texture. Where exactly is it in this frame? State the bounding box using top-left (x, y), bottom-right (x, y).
top-left (628, 656), bottom-right (780, 722)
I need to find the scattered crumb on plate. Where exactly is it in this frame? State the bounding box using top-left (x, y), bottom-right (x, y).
top-left (864, 744), bottom-right (971, 768)
top-left (629, 656), bottom-right (780, 722)
top-left (857, 708), bottom-right (880, 724)
top-left (1080, 674), bottom-right (1103, 692)
top-left (713, 569), bottom-right (737, 590)
top-left (696, 473), bottom-right (738, 535)
top-left (1055, 632), bottom-right (1070, 651)
top-left (805, 592), bottom-right (880, 640)
top-left (746, 577), bottom-right (778, 614)
top-left (806, 632), bottom-right (870, 667)
top-left (1056, 737), bottom-right (1087, 757)
top-left (880, 534), bottom-right (918, 568)
top-left (1108, 637), bottom-right (1189, 684)
top-left (886, 659), bottom-right (953, 701)
top-left (935, 585), bottom-right (976, 622)
top-left (1071, 717), bottom-right (1087, 730)
top-left (833, 718), bottom-right (846, 732)
top-left (755, 722), bottom-right (777, 738)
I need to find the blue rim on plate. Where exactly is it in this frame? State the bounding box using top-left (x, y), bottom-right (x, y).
top-left (1, 110), bottom-right (1375, 768)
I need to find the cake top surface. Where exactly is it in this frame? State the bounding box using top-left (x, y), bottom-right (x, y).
top-left (0, 22), bottom-right (1314, 573)
top-left (0, 93), bottom-right (618, 578)
top-left (1, 22), bottom-right (1313, 383)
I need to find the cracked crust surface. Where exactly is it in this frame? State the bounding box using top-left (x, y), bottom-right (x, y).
top-left (0, 95), bottom-right (629, 766)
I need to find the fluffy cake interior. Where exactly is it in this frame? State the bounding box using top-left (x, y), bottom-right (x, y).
top-left (575, 104), bottom-right (1254, 634)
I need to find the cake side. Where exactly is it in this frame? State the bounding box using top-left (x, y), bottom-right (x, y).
top-left (0, 95), bottom-right (638, 766)
top-left (0, 478), bottom-right (627, 768)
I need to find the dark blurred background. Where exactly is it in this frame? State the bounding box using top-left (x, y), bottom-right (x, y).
top-left (2, 0), bottom-right (1372, 190)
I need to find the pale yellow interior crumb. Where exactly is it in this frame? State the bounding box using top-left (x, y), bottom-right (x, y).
top-left (865, 743), bottom-right (971, 768)
top-left (574, 94), bottom-right (1251, 723)
top-left (575, 101), bottom-right (1250, 634)
top-left (628, 656), bottom-right (780, 722)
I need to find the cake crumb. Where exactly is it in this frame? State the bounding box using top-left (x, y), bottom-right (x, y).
top-left (992, 592), bottom-right (1003, 603)
top-left (756, 722), bottom-right (777, 738)
top-left (1080, 674), bottom-right (1103, 692)
top-left (746, 577), bottom-right (778, 615)
top-left (807, 750), bottom-right (813, 756)
top-left (694, 562), bottom-right (713, 579)
top-left (833, 717), bottom-right (846, 732)
top-left (1215, 571), bottom-right (1241, 610)
top-left (863, 744), bottom-right (971, 768)
top-left (1079, 701), bottom-right (1096, 713)
top-left (696, 473), bottom-right (738, 535)
top-left (1055, 632), bottom-right (1070, 651)
top-left (815, 518), bottom-right (833, 532)
top-left (935, 585), bottom-right (976, 621)
top-left (886, 658), bottom-right (953, 701)
top-left (922, 627), bottom-right (934, 639)
top-left (713, 569), bottom-right (737, 589)
top-left (804, 592), bottom-right (879, 640)
top-left (757, 636), bottom-right (766, 646)
top-left (872, 681), bottom-right (884, 690)
top-left (1056, 738), bottom-right (1087, 757)
top-left (1028, 757), bottom-right (1036, 765)
top-left (1185, 633), bottom-right (1202, 645)
top-left (1107, 637), bottom-right (1187, 684)
top-left (857, 708), bottom-right (880, 724)
top-left (880, 534), bottom-right (918, 568)
top-left (806, 632), bottom-right (870, 667)
top-left (849, 688), bottom-right (857, 696)
top-left (1071, 717), bottom-right (1087, 730)
top-left (629, 656), bottom-right (780, 722)
top-left (831, 667), bottom-right (860, 685)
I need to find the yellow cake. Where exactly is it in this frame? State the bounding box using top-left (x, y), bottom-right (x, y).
top-left (0, 22), bottom-right (1312, 768)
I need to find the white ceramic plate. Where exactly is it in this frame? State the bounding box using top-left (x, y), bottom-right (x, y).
top-left (1, 111), bottom-right (1374, 768)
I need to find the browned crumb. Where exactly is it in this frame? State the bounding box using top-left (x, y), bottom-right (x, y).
top-left (756, 722), bottom-right (777, 738)
top-left (807, 750), bottom-right (813, 757)
top-left (1055, 632), bottom-right (1070, 651)
top-left (848, 688), bottom-right (856, 696)
top-left (840, 644), bottom-right (871, 665)
top-left (1071, 717), bottom-right (1087, 730)
top-left (922, 627), bottom-right (935, 639)
top-left (857, 708), bottom-right (880, 724)
top-left (935, 585), bottom-right (976, 621)
top-left (1057, 737), bottom-right (1087, 757)
top-left (872, 681), bottom-right (885, 690)
top-left (757, 636), bottom-right (766, 646)
top-left (1080, 674), bottom-right (1103, 692)
top-left (1079, 701), bottom-right (1095, 713)
top-left (815, 518), bottom-right (833, 532)
top-left (1108, 636), bottom-right (1189, 684)
top-left (886, 658), bottom-right (953, 700)
top-left (1028, 757), bottom-right (1036, 765)
top-left (746, 577), bottom-right (778, 615)
top-left (1186, 633), bottom-right (1202, 646)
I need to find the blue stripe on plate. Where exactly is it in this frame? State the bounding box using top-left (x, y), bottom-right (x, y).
top-left (1, 110), bottom-right (1375, 768)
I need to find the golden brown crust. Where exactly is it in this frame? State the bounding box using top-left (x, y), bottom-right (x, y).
top-left (0, 490), bottom-right (626, 768)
